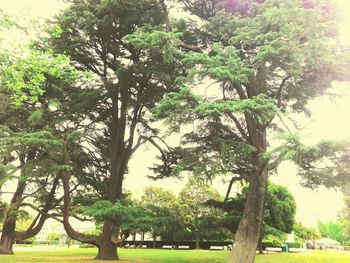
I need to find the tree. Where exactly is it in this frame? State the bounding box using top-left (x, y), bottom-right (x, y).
top-left (293, 222), bottom-right (320, 243)
top-left (139, 187), bottom-right (182, 247)
top-left (47, 233), bottom-right (60, 243)
top-left (42, 0), bottom-right (183, 259)
top-left (0, 49), bottom-right (79, 254)
top-left (178, 180), bottom-right (226, 249)
top-left (263, 183), bottom-right (296, 234)
top-left (209, 182), bottom-right (296, 252)
top-left (318, 220), bottom-right (350, 245)
top-left (152, 1), bottom-right (350, 262)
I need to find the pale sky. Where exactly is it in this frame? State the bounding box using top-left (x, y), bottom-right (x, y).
top-left (1, 0), bottom-right (350, 228)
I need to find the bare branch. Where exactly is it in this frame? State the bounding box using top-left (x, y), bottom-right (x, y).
top-left (277, 76), bottom-right (292, 107)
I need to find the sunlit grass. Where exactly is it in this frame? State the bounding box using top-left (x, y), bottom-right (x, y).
top-left (0, 248), bottom-right (349, 262)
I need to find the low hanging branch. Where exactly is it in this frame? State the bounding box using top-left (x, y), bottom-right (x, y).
top-left (60, 172), bottom-right (100, 246)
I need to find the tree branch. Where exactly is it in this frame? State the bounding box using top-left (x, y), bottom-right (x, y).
top-left (277, 76), bottom-right (291, 108)
top-left (224, 176), bottom-right (243, 202)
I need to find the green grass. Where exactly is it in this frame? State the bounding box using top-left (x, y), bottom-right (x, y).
top-left (0, 248), bottom-right (349, 262)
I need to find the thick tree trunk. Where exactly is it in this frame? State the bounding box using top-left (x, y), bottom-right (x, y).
top-left (0, 223), bottom-right (15, 254)
top-left (0, 179), bottom-right (26, 255)
top-left (95, 222), bottom-right (118, 260)
top-left (96, 244), bottom-right (118, 260)
top-left (227, 170), bottom-right (268, 263)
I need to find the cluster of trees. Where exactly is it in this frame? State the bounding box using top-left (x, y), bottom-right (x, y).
top-left (94, 180), bottom-right (297, 251)
top-left (120, 182), bottom-right (230, 249)
top-left (0, 1), bottom-right (349, 263)
top-left (316, 187), bottom-right (350, 246)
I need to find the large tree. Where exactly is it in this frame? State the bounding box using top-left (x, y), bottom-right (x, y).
top-left (178, 180), bottom-right (225, 249)
top-left (152, 0), bottom-right (350, 262)
top-left (42, 0), bottom-right (183, 260)
top-left (0, 49), bottom-right (79, 254)
top-left (139, 186), bottom-right (180, 247)
top-left (209, 182), bottom-right (296, 253)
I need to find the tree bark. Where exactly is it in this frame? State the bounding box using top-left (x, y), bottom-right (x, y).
top-left (0, 233), bottom-right (14, 254)
top-left (95, 222), bottom-right (118, 260)
top-left (0, 179), bottom-right (26, 254)
top-left (61, 172), bottom-right (99, 245)
top-left (227, 169), bottom-right (268, 263)
top-left (152, 234), bottom-right (156, 248)
top-left (0, 157), bottom-right (60, 254)
top-left (195, 231), bottom-right (200, 250)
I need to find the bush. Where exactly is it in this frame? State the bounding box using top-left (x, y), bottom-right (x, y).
top-left (32, 240), bottom-right (50, 245)
top-left (262, 235), bottom-right (283, 246)
top-left (286, 242), bottom-right (304, 248)
top-left (79, 243), bottom-right (96, 248)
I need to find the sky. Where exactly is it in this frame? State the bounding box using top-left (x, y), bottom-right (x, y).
top-left (1, 0), bottom-right (350, 228)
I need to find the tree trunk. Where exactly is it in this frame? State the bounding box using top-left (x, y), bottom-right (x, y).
top-left (0, 179), bottom-right (26, 255)
top-left (96, 221), bottom-right (119, 260)
top-left (0, 224), bottom-right (15, 254)
top-left (152, 234), bottom-right (156, 248)
top-left (227, 170), bottom-right (268, 263)
top-left (96, 243), bottom-right (118, 260)
top-left (195, 233), bottom-right (200, 250)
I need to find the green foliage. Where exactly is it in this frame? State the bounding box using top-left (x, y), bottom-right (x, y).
top-left (318, 220), bottom-right (350, 245)
top-left (262, 235), bottom-right (283, 246)
top-left (178, 180), bottom-right (230, 241)
top-left (152, 0), bottom-right (350, 191)
top-left (210, 182), bottom-right (296, 238)
top-left (138, 186), bottom-right (184, 241)
top-left (293, 140), bottom-right (350, 189)
top-left (195, 94), bottom-right (278, 123)
top-left (0, 50), bottom-right (78, 106)
top-left (264, 183), bottom-right (296, 234)
top-left (293, 222), bottom-right (320, 242)
top-left (47, 233), bottom-right (60, 242)
top-left (123, 25), bottom-right (182, 63)
top-left (79, 243), bottom-right (96, 248)
top-left (182, 44), bottom-right (252, 84)
top-left (285, 242), bottom-right (304, 249)
top-left (79, 199), bottom-right (142, 224)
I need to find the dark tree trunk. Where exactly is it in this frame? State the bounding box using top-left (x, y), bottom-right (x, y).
top-left (96, 221), bottom-right (118, 260)
top-left (0, 224), bottom-right (15, 254)
top-left (152, 234), bottom-right (156, 248)
top-left (0, 180), bottom-right (26, 255)
top-left (195, 233), bottom-right (200, 250)
top-left (61, 172), bottom-right (100, 248)
top-left (227, 169), bottom-right (268, 263)
top-left (96, 243), bottom-right (118, 260)
top-left (94, 93), bottom-right (131, 260)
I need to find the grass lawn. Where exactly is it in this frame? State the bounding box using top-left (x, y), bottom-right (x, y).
top-left (0, 248), bottom-right (349, 263)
